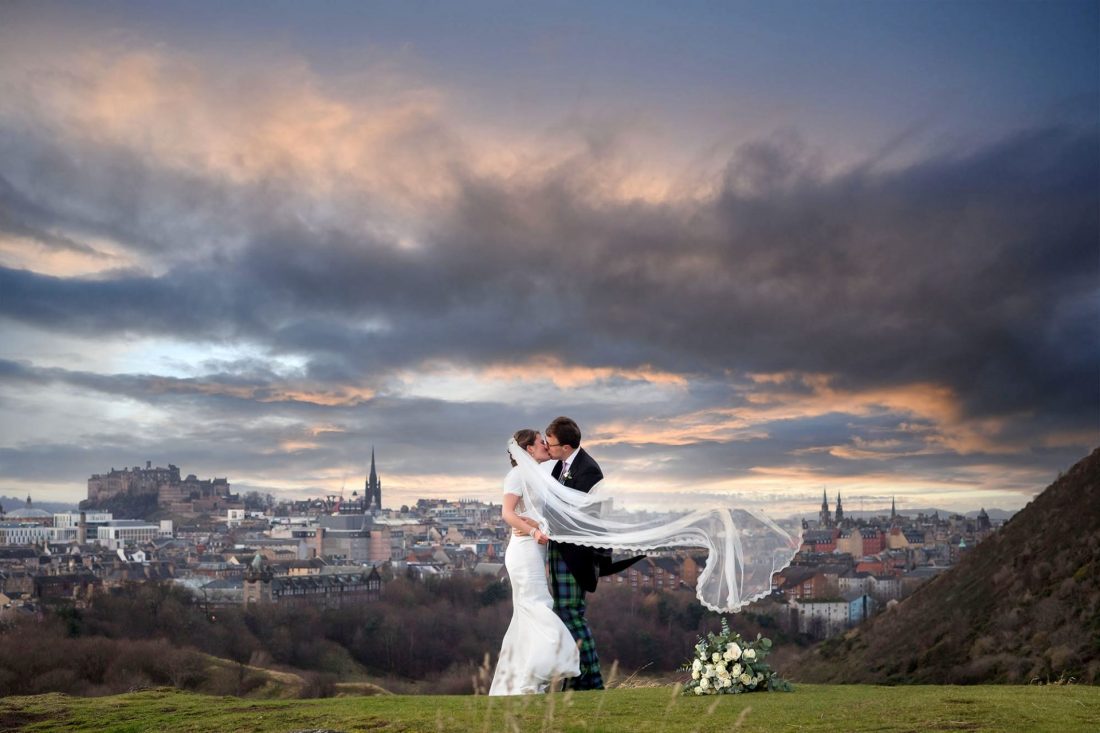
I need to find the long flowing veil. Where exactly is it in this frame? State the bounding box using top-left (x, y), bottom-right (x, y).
top-left (508, 439), bottom-right (801, 613)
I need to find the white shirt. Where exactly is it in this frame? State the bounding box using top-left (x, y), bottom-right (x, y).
top-left (559, 450), bottom-right (577, 480)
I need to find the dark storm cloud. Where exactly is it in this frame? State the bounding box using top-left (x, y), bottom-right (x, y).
top-left (0, 176), bottom-right (107, 257)
top-left (0, 357), bottom-right (559, 483)
top-left (0, 132), bottom-right (242, 261)
top-left (0, 114), bottom-right (1096, 465)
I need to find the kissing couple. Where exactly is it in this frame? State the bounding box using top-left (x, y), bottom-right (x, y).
top-left (489, 416), bottom-right (642, 695)
top-left (488, 416), bottom-right (803, 697)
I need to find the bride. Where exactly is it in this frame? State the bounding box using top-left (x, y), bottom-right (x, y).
top-left (488, 429), bottom-right (580, 696)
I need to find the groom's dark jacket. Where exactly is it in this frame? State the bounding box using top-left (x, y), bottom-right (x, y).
top-left (552, 448), bottom-right (645, 592)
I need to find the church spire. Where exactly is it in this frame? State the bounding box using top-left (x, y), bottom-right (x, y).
top-left (835, 492), bottom-right (844, 524)
top-left (365, 446), bottom-right (382, 512)
top-left (891, 495), bottom-right (896, 519)
top-left (819, 487), bottom-right (832, 527)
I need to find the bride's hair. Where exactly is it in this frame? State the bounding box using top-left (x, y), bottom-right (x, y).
top-left (510, 429), bottom-right (539, 467)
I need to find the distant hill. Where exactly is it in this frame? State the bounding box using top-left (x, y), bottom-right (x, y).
top-left (793, 447), bottom-right (1100, 685)
top-left (0, 494), bottom-right (79, 514)
top-left (902, 507), bottom-right (1017, 522)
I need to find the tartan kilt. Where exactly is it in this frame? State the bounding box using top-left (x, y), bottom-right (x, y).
top-left (548, 542), bottom-right (604, 690)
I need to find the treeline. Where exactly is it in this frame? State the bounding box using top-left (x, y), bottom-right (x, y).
top-left (1, 576), bottom-right (796, 697)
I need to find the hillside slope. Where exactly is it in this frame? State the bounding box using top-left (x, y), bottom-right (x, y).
top-left (794, 447), bottom-right (1100, 684)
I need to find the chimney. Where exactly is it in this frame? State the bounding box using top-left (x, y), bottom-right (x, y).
top-left (312, 527), bottom-right (325, 559)
top-left (78, 511), bottom-right (87, 545)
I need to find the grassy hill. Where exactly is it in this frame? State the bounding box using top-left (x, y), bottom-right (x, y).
top-left (0, 684), bottom-right (1097, 732)
top-left (794, 447), bottom-right (1100, 684)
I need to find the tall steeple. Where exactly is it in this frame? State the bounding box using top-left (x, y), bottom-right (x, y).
top-left (365, 446), bottom-right (382, 512)
top-left (835, 492), bottom-right (844, 524)
top-left (819, 487), bottom-right (831, 527)
top-left (891, 496), bottom-right (896, 520)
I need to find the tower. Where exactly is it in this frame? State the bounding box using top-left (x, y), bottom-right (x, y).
top-left (835, 492), bottom-right (844, 524)
top-left (891, 496), bottom-right (896, 520)
top-left (819, 488), bottom-right (831, 527)
top-left (365, 447), bottom-right (382, 512)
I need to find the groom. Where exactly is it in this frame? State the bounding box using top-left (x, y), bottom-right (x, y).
top-left (545, 416), bottom-right (642, 691)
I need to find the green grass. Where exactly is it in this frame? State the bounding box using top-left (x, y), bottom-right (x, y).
top-left (1, 684), bottom-right (1097, 732)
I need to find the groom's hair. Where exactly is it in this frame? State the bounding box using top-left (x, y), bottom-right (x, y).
top-left (510, 429), bottom-right (540, 467)
top-left (546, 416), bottom-right (581, 448)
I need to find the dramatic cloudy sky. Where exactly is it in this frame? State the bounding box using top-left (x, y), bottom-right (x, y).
top-left (0, 1), bottom-right (1096, 516)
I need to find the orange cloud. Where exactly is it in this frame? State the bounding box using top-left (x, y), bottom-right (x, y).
top-left (268, 387), bottom-right (376, 407)
top-left (478, 357), bottom-right (689, 389)
top-left (388, 358), bottom-right (690, 404)
top-left (588, 416), bottom-right (764, 447)
top-left (273, 440), bottom-right (321, 454)
top-left (3, 42), bottom-right (715, 225)
top-left (146, 377), bottom-right (374, 406)
top-left (587, 370), bottom-right (1034, 458)
top-left (741, 371), bottom-right (1020, 455)
top-left (4, 46), bottom-right (455, 210)
top-left (0, 233), bottom-right (138, 278)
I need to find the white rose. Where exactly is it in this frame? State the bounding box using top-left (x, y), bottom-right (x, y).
top-left (700, 677), bottom-right (710, 689)
top-left (727, 642), bottom-right (742, 660)
top-left (704, 664), bottom-right (714, 676)
top-left (739, 673), bottom-right (752, 685)
top-left (717, 661), bottom-right (727, 672)
top-left (717, 666), bottom-right (730, 679)
top-left (712, 652), bottom-right (721, 663)
top-left (744, 648), bottom-right (757, 661)
top-left (722, 650), bottom-right (734, 661)
top-left (731, 663), bottom-right (742, 677)
top-left (694, 686), bottom-right (704, 695)
top-left (692, 659), bottom-right (702, 672)
top-left (692, 670), bottom-right (700, 680)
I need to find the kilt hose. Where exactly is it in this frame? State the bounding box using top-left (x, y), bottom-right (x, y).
top-left (548, 542), bottom-right (604, 690)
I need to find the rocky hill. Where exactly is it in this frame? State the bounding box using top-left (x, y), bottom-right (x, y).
top-left (79, 490), bottom-right (160, 521)
top-left (793, 447), bottom-right (1100, 685)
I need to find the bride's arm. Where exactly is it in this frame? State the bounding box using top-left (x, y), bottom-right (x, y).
top-left (502, 494), bottom-right (547, 542)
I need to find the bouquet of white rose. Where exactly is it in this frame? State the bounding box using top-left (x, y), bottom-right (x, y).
top-left (679, 618), bottom-right (792, 695)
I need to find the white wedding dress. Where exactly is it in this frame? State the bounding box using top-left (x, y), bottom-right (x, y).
top-left (489, 466), bottom-right (580, 696)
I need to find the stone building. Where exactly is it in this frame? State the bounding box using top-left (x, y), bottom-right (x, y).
top-left (243, 562), bottom-right (383, 608)
top-left (88, 462), bottom-right (180, 501)
top-left (159, 474), bottom-right (237, 514)
top-left (87, 461), bottom-right (239, 515)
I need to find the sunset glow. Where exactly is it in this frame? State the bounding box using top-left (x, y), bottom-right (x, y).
top-left (0, 2), bottom-right (1095, 517)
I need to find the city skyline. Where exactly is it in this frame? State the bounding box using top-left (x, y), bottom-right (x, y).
top-left (2, 458), bottom-right (1022, 520)
top-left (0, 2), bottom-right (1097, 516)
